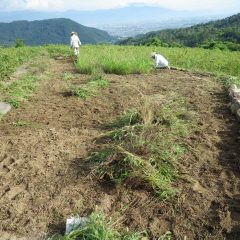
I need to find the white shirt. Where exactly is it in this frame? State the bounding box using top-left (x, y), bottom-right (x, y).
top-left (70, 35), bottom-right (81, 48)
top-left (154, 54), bottom-right (169, 68)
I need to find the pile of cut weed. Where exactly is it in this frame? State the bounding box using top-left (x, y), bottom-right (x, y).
top-left (88, 96), bottom-right (193, 199)
top-left (67, 75), bottom-right (109, 100)
top-left (47, 211), bottom-right (172, 240)
top-left (3, 73), bottom-right (38, 108)
top-left (1, 57), bottom-right (50, 108)
top-left (61, 72), bottom-right (73, 81)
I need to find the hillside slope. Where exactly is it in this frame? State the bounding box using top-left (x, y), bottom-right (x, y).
top-left (119, 13), bottom-right (240, 50)
top-left (0, 18), bottom-right (115, 46)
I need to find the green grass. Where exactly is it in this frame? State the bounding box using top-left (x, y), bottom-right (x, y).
top-left (72, 45), bottom-right (240, 86)
top-left (108, 110), bottom-right (139, 128)
top-left (47, 212), bottom-right (146, 240)
top-left (67, 75), bottom-right (109, 99)
top-left (89, 96), bottom-right (192, 199)
top-left (0, 46), bottom-right (45, 82)
top-left (75, 45), bottom-right (152, 75)
top-left (0, 55), bottom-right (50, 108)
top-left (45, 45), bottom-right (72, 58)
top-left (1, 45), bottom-right (239, 86)
top-left (5, 74), bottom-right (38, 108)
top-left (61, 72), bottom-right (73, 81)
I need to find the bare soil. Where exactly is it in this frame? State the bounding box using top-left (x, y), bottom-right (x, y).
top-left (0, 58), bottom-right (240, 240)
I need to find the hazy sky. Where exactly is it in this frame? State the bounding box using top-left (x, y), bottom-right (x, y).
top-left (0, 0), bottom-right (240, 12)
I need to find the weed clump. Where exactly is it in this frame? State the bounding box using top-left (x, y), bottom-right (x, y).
top-left (48, 212), bottom-right (146, 240)
top-left (67, 75), bottom-right (109, 100)
top-left (5, 74), bottom-right (38, 108)
top-left (61, 72), bottom-right (73, 81)
top-left (88, 96), bottom-right (193, 199)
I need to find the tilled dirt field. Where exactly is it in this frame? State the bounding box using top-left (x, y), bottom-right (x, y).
top-left (0, 58), bottom-right (240, 240)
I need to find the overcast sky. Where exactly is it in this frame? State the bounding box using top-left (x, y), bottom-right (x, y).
top-left (0, 0), bottom-right (240, 12)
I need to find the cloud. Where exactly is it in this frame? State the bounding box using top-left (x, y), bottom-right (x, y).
top-left (1, 0), bottom-right (239, 12)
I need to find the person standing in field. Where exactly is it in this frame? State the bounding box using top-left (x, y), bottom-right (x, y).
top-left (151, 52), bottom-right (170, 69)
top-left (70, 32), bottom-right (81, 58)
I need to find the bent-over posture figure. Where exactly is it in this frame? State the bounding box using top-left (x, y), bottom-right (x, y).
top-left (151, 52), bottom-right (170, 69)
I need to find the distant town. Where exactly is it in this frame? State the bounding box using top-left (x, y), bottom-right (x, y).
top-left (90, 15), bottom-right (226, 38)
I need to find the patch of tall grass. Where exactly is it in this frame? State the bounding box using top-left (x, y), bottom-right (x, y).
top-left (45, 45), bottom-right (72, 58)
top-left (76, 45), bottom-right (152, 75)
top-left (73, 45), bottom-right (240, 86)
top-left (156, 47), bottom-right (240, 86)
top-left (1, 45), bottom-right (239, 86)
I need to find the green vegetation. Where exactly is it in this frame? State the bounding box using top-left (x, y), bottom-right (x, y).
top-left (73, 45), bottom-right (240, 86)
top-left (1, 45), bottom-right (239, 104)
top-left (75, 45), bottom-right (152, 75)
top-left (49, 212), bottom-right (144, 240)
top-left (45, 45), bottom-right (72, 58)
top-left (0, 46), bottom-right (45, 81)
top-left (48, 211), bottom-right (172, 240)
top-left (15, 38), bottom-right (25, 48)
top-left (1, 45), bottom-right (239, 87)
top-left (0, 113), bottom-right (3, 122)
top-left (4, 74), bottom-right (38, 108)
top-left (156, 47), bottom-right (240, 86)
top-left (119, 13), bottom-right (240, 51)
top-left (61, 72), bottom-right (73, 81)
top-left (89, 96), bottom-right (192, 199)
top-left (0, 48), bottom-right (52, 107)
top-left (0, 43), bottom-right (233, 239)
top-left (67, 75), bottom-right (109, 99)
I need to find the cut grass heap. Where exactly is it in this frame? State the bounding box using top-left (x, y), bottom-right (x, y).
top-left (48, 211), bottom-right (147, 240)
top-left (5, 74), bottom-right (38, 108)
top-left (88, 95), bottom-right (193, 199)
top-left (48, 211), bottom-right (173, 240)
top-left (67, 75), bottom-right (109, 100)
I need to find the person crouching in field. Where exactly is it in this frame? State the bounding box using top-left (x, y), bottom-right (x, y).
top-left (151, 52), bottom-right (170, 69)
top-left (70, 32), bottom-right (82, 59)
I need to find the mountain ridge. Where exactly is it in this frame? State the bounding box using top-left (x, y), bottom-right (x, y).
top-left (0, 18), bottom-right (115, 46)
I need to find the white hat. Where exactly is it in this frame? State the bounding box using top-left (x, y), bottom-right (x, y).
top-left (151, 52), bottom-right (157, 58)
top-left (71, 32), bottom-right (75, 35)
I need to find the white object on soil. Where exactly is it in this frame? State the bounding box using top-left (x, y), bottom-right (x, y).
top-left (66, 216), bottom-right (88, 234)
top-left (0, 102), bottom-right (11, 115)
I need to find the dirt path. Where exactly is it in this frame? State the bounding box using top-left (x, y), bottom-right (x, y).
top-left (0, 58), bottom-right (240, 239)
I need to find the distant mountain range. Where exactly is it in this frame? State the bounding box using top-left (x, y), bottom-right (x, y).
top-left (0, 18), bottom-right (115, 46)
top-left (119, 13), bottom-right (240, 51)
top-left (0, 6), bottom-right (238, 39)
